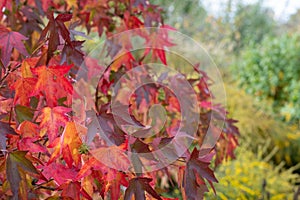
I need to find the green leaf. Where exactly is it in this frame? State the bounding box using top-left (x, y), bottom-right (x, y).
top-left (15, 105), bottom-right (34, 123)
top-left (0, 121), bottom-right (16, 151)
top-left (6, 151), bottom-right (39, 198)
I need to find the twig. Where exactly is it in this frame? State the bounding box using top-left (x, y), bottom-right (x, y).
top-left (36, 185), bottom-right (56, 191)
top-left (294, 186), bottom-right (300, 200)
top-left (0, 63), bottom-right (21, 88)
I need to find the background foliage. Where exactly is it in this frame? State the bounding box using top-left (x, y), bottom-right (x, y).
top-left (156, 0), bottom-right (300, 199)
top-left (0, 0), bottom-right (240, 199)
top-left (0, 0), bottom-right (300, 199)
top-left (237, 34), bottom-right (300, 123)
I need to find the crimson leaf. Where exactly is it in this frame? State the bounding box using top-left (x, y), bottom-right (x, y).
top-left (0, 25), bottom-right (28, 67)
top-left (0, 121), bottom-right (17, 151)
top-left (6, 151), bottom-right (39, 198)
top-left (184, 149), bottom-right (218, 200)
top-left (124, 177), bottom-right (162, 200)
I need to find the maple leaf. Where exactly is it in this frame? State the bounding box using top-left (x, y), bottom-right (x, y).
top-left (110, 50), bottom-right (135, 71)
top-left (94, 112), bottom-right (126, 146)
top-left (84, 56), bottom-right (105, 80)
top-left (183, 149), bottom-right (218, 200)
top-left (131, 0), bottom-right (147, 7)
top-left (77, 158), bottom-right (129, 199)
top-left (76, 157), bottom-right (102, 180)
top-left (143, 26), bottom-right (175, 65)
top-left (0, 0), bottom-right (8, 20)
top-left (31, 65), bottom-right (73, 107)
top-left (19, 57), bottom-right (39, 78)
top-left (0, 97), bottom-right (12, 115)
top-left (59, 181), bottom-right (92, 200)
top-left (129, 138), bottom-right (157, 170)
top-left (18, 137), bottom-right (47, 153)
top-left (17, 121), bottom-right (42, 153)
top-left (6, 151), bottom-right (39, 198)
top-left (18, 121), bottom-right (39, 138)
top-left (40, 162), bottom-right (77, 185)
top-left (15, 105), bottom-right (34, 124)
top-left (19, 6), bottom-right (44, 36)
top-left (48, 122), bottom-right (82, 168)
top-left (77, 157), bottom-right (121, 185)
top-left (141, 5), bottom-right (164, 27)
top-left (123, 11), bottom-right (143, 29)
top-left (0, 121), bottom-right (17, 151)
top-left (124, 177), bottom-right (162, 200)
top-left (0, 25), bottom-right (29, 67)
top-left (38, 106), bottom-right (70, 144)
top-left (82, 1), bottom-right (113, 36)
top-left (107, 171), bottom-right (129, 200)
top-left (90, 146), bottom-right (130, 172)
top-left (61, 40), bottom-right (85, 67)
top-left (12, 78), bottom-right (37, 106)
top-left (39, 12), bottom-right (73, 64)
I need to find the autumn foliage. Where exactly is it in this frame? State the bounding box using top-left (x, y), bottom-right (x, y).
top-left (0, 0), bottom-right (239, 199)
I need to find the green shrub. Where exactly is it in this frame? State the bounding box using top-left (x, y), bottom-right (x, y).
top-left (224, 83), bottom-right (300, 168)
top-left (237, 34), bottom-right (300, 123)
top-left (205, 144), bottom-right (300, 200)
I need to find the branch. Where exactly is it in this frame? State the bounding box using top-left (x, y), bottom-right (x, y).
top-left (0, 63), bottom-right (21, 88)
top-left (294, 186), bottom-right (300, 200)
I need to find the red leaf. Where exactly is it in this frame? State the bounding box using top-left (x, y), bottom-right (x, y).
top-left (31, 65), bottom-right (73, 107)
top-left (55, 13), bottom-right (73, 22)
top-left (141, 5), bottom-right (164, 27)
top-left (110, 50), bottom-right (135, 71)
top-left (59, 181), bottom-right (92, 200)
top-left (76, 157), bottom-right (101, 180)
top-left (0, 121), bottom-right (17, 151)
top-left (18, 121), bottom-right (39, 138)
top-left (143, 27), bottom-right (175, 65)
top-left (18, 137), bottom-right (47, 153)
top-left (184, 149), bottom-right (218, 200)
top-left (41, 162), bottom-right (77, 185)
top-left (39, 12), bottom-right (73, 64)
top-left (90, 146), bottom-right (130, 172)
top-left (12, 78), bottom-right (37, 106)
top-left (48, 122), bottom-right (82, 168)
top-left (6, 151), bottom-right (39, 198)
top-left (38, 106), bottom-right (70, 144)
top-left (61, 40), bottom-right (85, 66)
top-left (124, 177), bottom-right (162, 200)
top-left (0, 25), bottom-right (28, 67)
top-left (95, 112), bottom-right (126, 146)
top-left (108, 171), bottom-right (128, 200)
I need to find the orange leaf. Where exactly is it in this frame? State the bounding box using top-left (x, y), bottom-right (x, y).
top-left (18, 121), bottom-right (39, 138)
top-left (0, 25), bottom-right (28, 67)
top-left (76, 157), bottom-right (100, 180)
top-left (12, 78), bottom-right (37, 106)
top-left (31, 65), bottom-right (73, 107)
top-left (59, 181), bottom-right (92, 200)
top-left (90, 146), bottom-right (130, 172)
top-left (38, 106), bottom-right (70, 143)
top-left (48, 122), bottom-right (82, 168)
top-left (20, 57), bottom-right (39, 78)
top-left (41, 162), bottom-right (77, 185)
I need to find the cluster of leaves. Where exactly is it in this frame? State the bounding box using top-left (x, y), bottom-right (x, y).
top-left (238, 34), bottom-right (300, 123)
top-left (229, 2), bottom-right (275, 54)
top-left (0, 0), bottom-right (239, 199)
top-left (225, 82), bottom-right (300, 170)
top-left (205, 144), bottom-right (300, 200)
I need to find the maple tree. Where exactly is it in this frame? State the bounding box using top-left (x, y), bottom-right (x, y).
top-left (0, 0), bottom-right (239, 199)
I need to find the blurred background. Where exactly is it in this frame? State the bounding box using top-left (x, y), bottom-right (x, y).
top-left (151, 0), bottom-right (300, 199)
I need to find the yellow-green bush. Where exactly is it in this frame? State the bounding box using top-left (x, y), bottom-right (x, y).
top-left (237, 34), bottom-right (300, 123)
top-left (205, 145), bottom-right (300, 200)
top-left (224, 82), bottom-right (300, 168)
